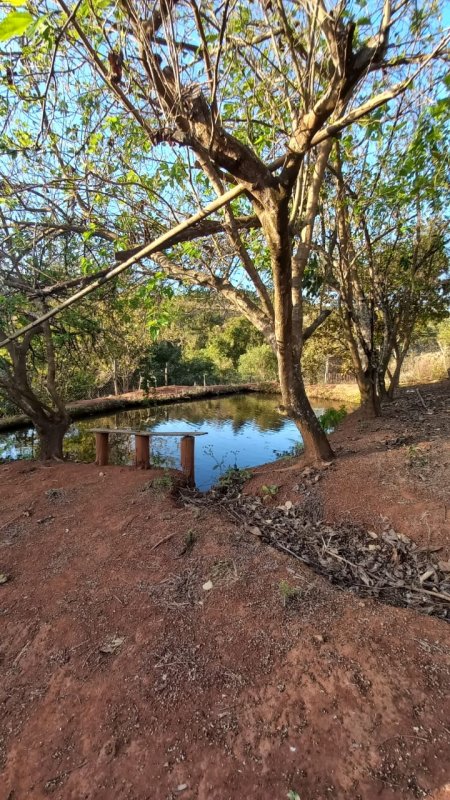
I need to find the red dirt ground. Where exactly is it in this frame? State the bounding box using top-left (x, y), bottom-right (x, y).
top-left (1, 381), bottom-right (449, 800)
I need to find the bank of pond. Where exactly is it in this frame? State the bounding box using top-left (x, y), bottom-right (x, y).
top-left (0, 393), bottom-right (349, 490)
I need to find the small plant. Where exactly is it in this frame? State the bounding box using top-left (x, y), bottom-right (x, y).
top-left (261, 483), bottom-right (279, 497)
top-left (407, 445), bottom-right (429, 469)
top-left (149, 474), bottom-right (174, 492)
top-left (204, 444), bottom-right (228, 472)
top-left (179, 528), bottom-right (197, 556)
top-left (217, 466), bottom-right (253, 489)
top-left (45, 487), bottom-right (65, 502)
top-left (273, 442), bottom-right (304, 459)
top-left (287, 791), bottom-right (301, 800)
top-left (319, 405), bottom-right (347, 432)
top-left (279, 579), bottom-right (300, 606)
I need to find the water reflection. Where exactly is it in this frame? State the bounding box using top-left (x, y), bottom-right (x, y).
top-left (0, 393), bottom-right (335, 490)
top-left (0, 428), bottom-right (37, 461)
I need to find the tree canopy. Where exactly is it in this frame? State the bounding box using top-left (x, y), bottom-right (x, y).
top-left (0, 0), bottom-right (449, 459)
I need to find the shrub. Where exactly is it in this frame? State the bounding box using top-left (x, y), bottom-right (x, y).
top-left (400, 351), bottom-right (446, 385)
top-left (238, 344), bottom-right (278, 382)
top-left (319, 405), bottom-right (347, 432)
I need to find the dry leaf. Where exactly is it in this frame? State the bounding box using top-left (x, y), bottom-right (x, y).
top-left (99, 636), bottom-right (124, 654)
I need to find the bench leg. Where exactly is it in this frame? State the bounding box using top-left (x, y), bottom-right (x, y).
top-left (95, 432), bottom-right (109, 466)
top-left (135, 434), bottom-right (150, 469)
top-left (180, 435), bottom-right (195, 487)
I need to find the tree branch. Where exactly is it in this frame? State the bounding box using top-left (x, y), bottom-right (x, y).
top-left (303, 309), bottom-right (332, 342)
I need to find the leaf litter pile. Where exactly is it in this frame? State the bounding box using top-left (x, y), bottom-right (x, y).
top-left (180, 471), bottom-right (450, 620)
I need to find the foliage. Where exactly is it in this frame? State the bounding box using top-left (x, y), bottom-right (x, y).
top-left (139, 339), bottom-right (219, 389)
top-left (148, 474), bottom-right (174, 492)
top-left (0, 11), bottom-right (34, 41)
top-left (206, 318), bottom-right (264, 370)
top-left (217, 466), bottom-right (253, 490)
top-left (0, 0), bottom-right (449, 460)
top-left (261, 484), bottom-right (279, 496)
top-left (238, 344), bottom-right (278, 383)
top-left (279, 580), bottom-right (300, 607)
top-left (302, 313), bottom-right (353, 384)
top-left (437, 319), bottom-right (450, 350)
top-left (273, 442), bottom-right (304, 460)
top-left (401, 351), bottom-right (447, 384)
top-left (319, 406), bottom-right (348, 433)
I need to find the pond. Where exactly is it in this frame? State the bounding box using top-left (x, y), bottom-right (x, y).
top-left (0, 393), bottom-right (343, 490)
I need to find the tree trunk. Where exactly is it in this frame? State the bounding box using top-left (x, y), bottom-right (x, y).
top-left (357, 366), bottom-right (381, 417)
top-left (387, 336), bottom-right (411, 400)
top-left (262, 190), bottom-right (334, 463)
top-left (378, 369), bottom-right (389, 401)
top-left (291, 367), bottom-right (334, 460)
top-left (387, 358), bottom-right (403, 400)
top-left (113, 359), bottom-right (119, 395)
top-left (35, 415), bottom-right (70, 460)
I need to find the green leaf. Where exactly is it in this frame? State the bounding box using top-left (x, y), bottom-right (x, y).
top-left (0, 11), bottom-right (34, 41)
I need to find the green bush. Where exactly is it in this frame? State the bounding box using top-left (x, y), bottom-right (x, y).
top-left (238, 344), bottom-right (278, 382)
top-left (319, 405), bottom-right (347, 432)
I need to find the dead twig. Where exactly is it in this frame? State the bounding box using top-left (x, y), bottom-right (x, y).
top-left (416, 388), bottom-right (428, 409)
top-left (409, 587), bottom-right (450, 603)
top-left (150, 531), bottom-right (178, 550)
top-left (13, 640), bottom-right (31, 667)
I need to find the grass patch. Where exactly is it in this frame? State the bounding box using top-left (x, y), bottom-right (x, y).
top-left (279, 579), bottom-right (301, 607)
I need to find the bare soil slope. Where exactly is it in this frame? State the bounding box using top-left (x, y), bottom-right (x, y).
top-left (1, 381), bottom-right (449, 800)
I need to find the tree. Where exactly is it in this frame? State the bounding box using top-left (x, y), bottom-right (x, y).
top-left (205, 318), bottom-right (264, 373)
top-left (139, 339), bottom-right (218, 386)
top-left (0, 228), bottom-right (74, 458)
top-left (323, 99), bottom-right (449, 411)
top-left (1, 0), bottom-right (448, 459)
top-left (238, 344), bottom-right (278, 382)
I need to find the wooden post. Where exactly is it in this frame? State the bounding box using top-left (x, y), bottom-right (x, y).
top-left (135, 434), bottom-right (150, 469)
top-left (180, 435), bottom-right (195, 487)
top-left (95, 432), bottom-right (109, 466)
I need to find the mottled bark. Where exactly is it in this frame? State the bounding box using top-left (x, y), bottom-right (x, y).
top-left (358, 368), bottom-right (382, 417)
top-left (36, 416), bottom-right (70, 460)
top-left (260, 189), bottom-right (334, 462)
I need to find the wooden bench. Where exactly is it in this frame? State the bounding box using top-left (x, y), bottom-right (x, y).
top-left (90, 428), bottom-right (208, 486)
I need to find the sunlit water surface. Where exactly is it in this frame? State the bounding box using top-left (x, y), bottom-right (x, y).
top-left (0, 393), bottom-right (340, 490)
